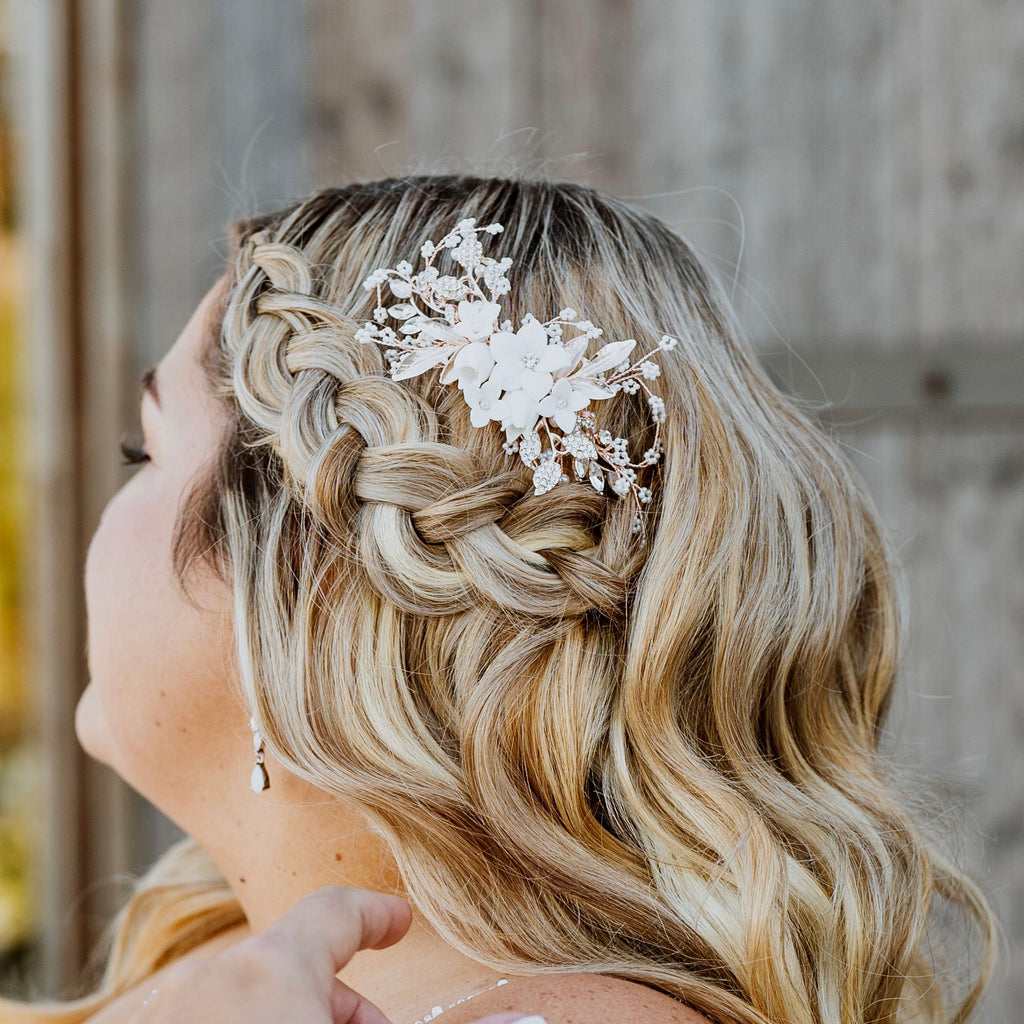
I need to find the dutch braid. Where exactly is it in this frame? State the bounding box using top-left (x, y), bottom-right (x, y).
top-left (231, 235), bottom-right (631, 622)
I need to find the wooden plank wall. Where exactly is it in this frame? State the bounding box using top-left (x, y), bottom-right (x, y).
top-left (16, 1), bottom-right (1022, 1017)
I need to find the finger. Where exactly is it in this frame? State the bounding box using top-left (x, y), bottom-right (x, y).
top-left (259, 885), bottom-right (413, 981)
top-left (329, 976), bottom-right (393, 1024)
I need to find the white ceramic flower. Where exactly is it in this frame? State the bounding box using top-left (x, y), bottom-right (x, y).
top-left (496, 389), bottom-right (543, 440)
top-left (488, 320), bottom-right (571, 400)
top-left (457, 299), bottom-right (501, 340)
top-left (537, 378), bottom-right (592, 433)
top-left (440, 341), bottom-right (494, 388)
top-left (461, 378), bottom-right (504, 428)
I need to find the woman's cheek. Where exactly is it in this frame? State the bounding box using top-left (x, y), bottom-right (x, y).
top-left (80, 473), bottom-right (242, 815)
top-left (80, 481), bottom-right (176, 776)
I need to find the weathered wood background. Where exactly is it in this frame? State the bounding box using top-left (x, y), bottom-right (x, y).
top-left (10, 1), bottom-right (1022, 1018)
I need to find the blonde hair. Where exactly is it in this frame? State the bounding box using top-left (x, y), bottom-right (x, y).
top-left (3, 174), bottom-right (997, 1024)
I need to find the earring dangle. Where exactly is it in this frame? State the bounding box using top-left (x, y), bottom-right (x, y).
top-left (249, 716), bottom-right (270, 793)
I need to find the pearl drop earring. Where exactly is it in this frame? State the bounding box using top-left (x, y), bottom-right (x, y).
top-left (249, 716), bottom-right (270, 792)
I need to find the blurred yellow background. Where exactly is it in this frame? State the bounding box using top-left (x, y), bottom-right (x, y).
top-left (0, 27), bottom-right (35, 979)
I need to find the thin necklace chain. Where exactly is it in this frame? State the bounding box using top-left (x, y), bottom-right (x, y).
top-left (410, 976), bottom-right (510, 1024)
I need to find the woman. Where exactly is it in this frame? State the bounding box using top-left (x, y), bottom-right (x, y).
top-left (2, 174), bottom-right (995, 1023)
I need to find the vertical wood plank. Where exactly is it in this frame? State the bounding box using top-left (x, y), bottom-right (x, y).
top-left (305, 0), bottom-right (413, 187)
top-left (535, 0), bottom-right (636, 193)
top-left (406, 0), bottom-right (538, 174)
top-left (629, 0), bottom-right (927, 352)
top-left (11, 0), bottom-right (85, 994)
top-left (132, 0), bottom-right (218, 375)
top-left (819, 416), bottom-right (1024, 1024)
top-left (903, 427), bottom-right (1024, 1015)
top-left (209, 0), bottom-right (308, 214)
top-left (76, 0), bottom-right (136, 933)
top-left (919, 2), bottom-right (1024, 338)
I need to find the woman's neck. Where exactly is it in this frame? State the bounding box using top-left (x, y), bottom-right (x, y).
top-left (199, 750), bottom-right (508, 1020)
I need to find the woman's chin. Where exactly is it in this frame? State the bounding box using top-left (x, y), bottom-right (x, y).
top-left (74, 681), bottom-right (114, 767)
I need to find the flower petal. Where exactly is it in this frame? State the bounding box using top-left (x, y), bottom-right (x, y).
top-left (537, 379), bottom-right (569, 414)
top-left (553, 408), bottom-right (578, 432)
top-left (520, 369), bottom-right (554, 401)
top-left (516, 320), bottom-right (549, 354)
top-left (497, 389), bottom-right (540, 434)
top-left (469, 404), bottom-right (494, 428)
top-left (457, 299), bottom-right (501, 340)
top-left (439, 341), bottom-right (494, 386)
top-left (488, 330), bottom-right (524, 363)
top-left (463, 378), bottom-right (502, 426)
top-left (568, 388), bottom-right (592, 411)
top-left (488, 362), bottom-right (523, 393)
top-left (537, 344), bottom-right (571, 375)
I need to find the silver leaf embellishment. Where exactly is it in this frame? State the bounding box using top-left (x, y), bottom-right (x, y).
top-left (390, 345), bottom-right (455, 381)
top-left (532, 459), bottom-right (562, 495)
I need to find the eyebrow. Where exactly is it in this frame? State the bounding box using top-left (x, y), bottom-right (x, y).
top-left (140, 365), bottom-right (161, 408)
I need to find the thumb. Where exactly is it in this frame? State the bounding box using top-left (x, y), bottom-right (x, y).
top-left (260, 885), bottom-right (413, 984)
top-left (328, 975), bottom-right (395, 1024)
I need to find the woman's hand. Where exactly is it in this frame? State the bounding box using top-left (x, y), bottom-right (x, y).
top-left (126, 885), bottom-right (544, 1024)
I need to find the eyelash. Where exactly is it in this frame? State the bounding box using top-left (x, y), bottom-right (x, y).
top-left (119, 437), bottom-right (151, 466)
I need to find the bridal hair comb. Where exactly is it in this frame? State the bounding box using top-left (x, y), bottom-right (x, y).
top-left (356, 217), bottom-right (678, 536)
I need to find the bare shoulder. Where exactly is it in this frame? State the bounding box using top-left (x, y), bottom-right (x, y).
top-left (442, 972), bottom-right (713, 1024)
top-left (185, 920), bottom-right (254, 958)
top-left (86, 922), bottom-right (253, 1022)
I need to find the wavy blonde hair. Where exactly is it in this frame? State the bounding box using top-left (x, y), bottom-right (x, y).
top-left (2, 174), bottom-right (997, 1024)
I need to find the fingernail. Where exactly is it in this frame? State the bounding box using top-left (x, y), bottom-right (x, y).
top-left (510, 1017), bottom-right (549, 1024)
